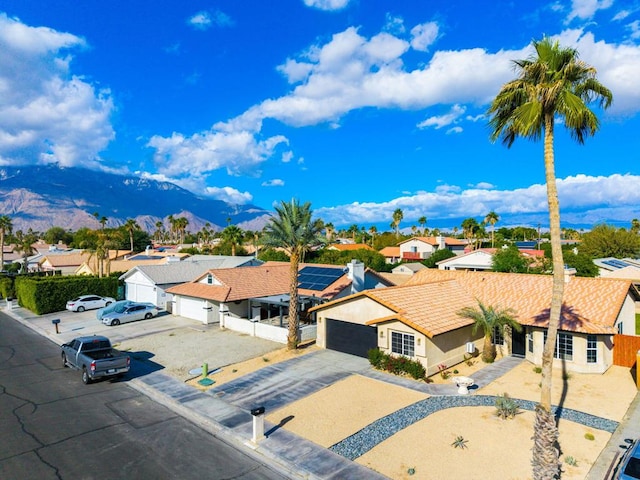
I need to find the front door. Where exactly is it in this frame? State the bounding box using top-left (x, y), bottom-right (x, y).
top-left (512, 328), bottom-right (526, 357)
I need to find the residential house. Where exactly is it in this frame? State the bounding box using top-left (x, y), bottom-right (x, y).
top-left (38, 249), bottom-right (132, 275)
top-left (75, 249), bottom-right (189, 275)
top-left (391, 263), bottom-right (426, 275)
top-left (310, 269), bottom-right (638, 375)
top-left (166, 260), bottom-right (392, 344)
top-left (379, 246), bottom-right (401, 264)
top-left (398, 236), bottom-right (465, 262)
top-left (327, 243), bottom-right (374, 252)
top-left (594, 257), bottom-right (640, 277)
top-left (119, 255), bottom-right (262, 308)
top-left (436, 247), bottom-right (545, 271)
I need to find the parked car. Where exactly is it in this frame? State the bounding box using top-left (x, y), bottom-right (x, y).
top-left (101, 302), bottom-right (159, 326)
top-left (66, 295), bottom-right (116, 312)
top-left (614, 438), bottom-right (640, 479)
top-left (61, 335), bottom-right (130, 384)
top-left (96, 300), bottom-right (135, 320)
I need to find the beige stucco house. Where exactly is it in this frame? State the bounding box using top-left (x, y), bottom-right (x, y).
top-left (310, 269), bottom-right (638, 375)
top-left (398, 236), bottom-right (466, 262)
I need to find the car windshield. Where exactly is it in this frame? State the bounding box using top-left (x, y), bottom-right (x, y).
top-left (114, 304), bottom-right (128, 313)
top-left (70, 297), bottom-right (81, 302)
top-left (624, 457), bottom-right (640, 478)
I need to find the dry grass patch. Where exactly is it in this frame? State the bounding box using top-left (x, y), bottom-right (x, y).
top-left (358, 407), bottom-right (609, 480)
top-left (266, 375), bottom-right (428, 447)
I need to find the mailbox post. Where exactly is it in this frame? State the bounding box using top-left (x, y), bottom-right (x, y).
top-left (52, 318), bottom-right (61, 334)
top-left (250, 406), bottom-right (265, 443)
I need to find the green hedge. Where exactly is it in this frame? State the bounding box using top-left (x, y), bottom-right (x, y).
top-left (0, 276), bottom-right (13, 299)
top-left (14, 275), bottom-right (119, 315)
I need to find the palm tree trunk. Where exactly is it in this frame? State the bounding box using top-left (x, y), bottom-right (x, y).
top-left (533, 115), bottom-right (563, 479)
top-left (0, 230), bottom-right (4, 269)
top-left (287, 251), bottom-right (300, 350)
top-left (482, 333), bottom-right (495, 363)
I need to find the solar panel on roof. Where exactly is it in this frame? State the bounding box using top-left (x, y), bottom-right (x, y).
top-left (298, 266), bottom-right (344, 291)
top-left (602, 259), bottom-right (630, 269)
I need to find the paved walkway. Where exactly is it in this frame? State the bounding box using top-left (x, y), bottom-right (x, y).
top-left (5, 304), bottom-right (639, 479)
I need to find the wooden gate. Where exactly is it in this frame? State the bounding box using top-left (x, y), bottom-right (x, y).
top-left (613, 334), bottom-right (640, 367)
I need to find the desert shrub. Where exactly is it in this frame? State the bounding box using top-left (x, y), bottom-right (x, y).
top-left (564, 456), bottom-right (577, 466)
top-left (494, 393), bottom-right (519, 419)
top-left (451, 435), bottom-right (468, 449)
top-left (533, 366), bottom-right (542, 374)
top-left (367, 348), bottom-right (426, 380)
top-left (584, 432), bottom-right (595, 441)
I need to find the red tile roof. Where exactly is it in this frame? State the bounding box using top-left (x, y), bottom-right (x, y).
top-left (313, 269), bottom-right (633, 337)
top-left (404, 270), bottom-right (632, 334)
top-left (327, 243), bottom-right (374, 251)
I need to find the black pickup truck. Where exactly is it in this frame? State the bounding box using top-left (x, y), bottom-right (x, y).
top-left (61, 335), bottom-right (130, 384)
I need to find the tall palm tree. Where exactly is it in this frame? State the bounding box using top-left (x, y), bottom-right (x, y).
top-left (262, 199), bottom-right (324, 350)
top-left (484, 211), bottom-right (500, 248)
top-left (369, 225), bottom-right (377, 247)
top-left (124, 218), bottom-right (140, 252)
top-left (418, 216), bottom-right (427, 236)
top-left (221, 225), bottom-right (244, 256)
top-left (324, 222), bottom-right (334, 242)
top-left (175, 217), bottom-right (189, 244)
top-left (461, 218), bottom-right (480, 250)
top-left (488, 36), bottom-right (612, 480)
top-left (347, 224), bottom-right (359, 242)
top-left (14, 230), bottom-right (37, 273)
top-left (0, 215), bottom-right (13, 270)
top-left (154, 220), bottom-right (164, 243)
top-left (392, 208), bottom-right (403, 238)
top-left (457, 301), bottom-right (521, 363)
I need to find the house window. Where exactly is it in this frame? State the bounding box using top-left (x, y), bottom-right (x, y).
top-left (391, 331), bottom-right (415, 357)
top-left (207, 274), bottom-right (213, 284)
top-left (492, 325), bottom-right (504, 346)
top-left (543, 331), bottom-right (573, 361)
top-left (617, 322), bottom-right (623, 334)
top-left (528, 332), bottom-right (534, 353)
top-left (587, 335), bottom-right (597, 363)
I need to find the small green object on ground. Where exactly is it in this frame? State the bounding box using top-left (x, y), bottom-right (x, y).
top-left (198, 378), bottom-right (215, 386)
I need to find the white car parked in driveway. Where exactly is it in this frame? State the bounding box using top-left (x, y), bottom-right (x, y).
top-left (101, 303), bottom-right (159, 326)
top-left (66, 295), bottom-right (116, 312)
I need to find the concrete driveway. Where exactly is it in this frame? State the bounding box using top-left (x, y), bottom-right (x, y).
top-left (8, 303), bottom-right (195, 345)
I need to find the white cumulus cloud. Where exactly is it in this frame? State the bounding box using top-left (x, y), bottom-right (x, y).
top-left (417, 105), bottom-right (467, 129)
top-left (315, 173), bottom-right (640, 227)
top-left (188, 12), bottom-right (212, 30)
top-left (566, 0), bottom-right (613, 23)
top-left (0, 14), bottom-right (114, 168)
top-left (303, 0), bottom-right (351, 11)
top-left (410, 22), bottom-right (439, 51)
top-left (205, 186), bottom-right (253, 204)
top-left (261, 179), bottom-right (285, 187)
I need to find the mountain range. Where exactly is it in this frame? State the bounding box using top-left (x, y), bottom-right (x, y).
top-left (0, 165), bottom-right (272, 234)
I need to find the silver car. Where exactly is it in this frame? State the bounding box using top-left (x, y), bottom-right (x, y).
top-left (101, 303), bottom-right (159, 326)
top-left (66, 295), bottom-right (116, 312)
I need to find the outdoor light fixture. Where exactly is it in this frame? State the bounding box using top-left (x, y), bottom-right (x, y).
top-left (379, 330), bottom-right (384, 338)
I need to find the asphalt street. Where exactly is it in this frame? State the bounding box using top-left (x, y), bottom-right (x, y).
top-left (0, 311), bottom-right (290, 480)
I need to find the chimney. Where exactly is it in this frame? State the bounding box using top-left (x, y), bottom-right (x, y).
top-left (436, 235), bottom-right (446, 250)
top-left (145, 245), bottom-right (151, 255)
top-left (347, 259), bottom-right (365, 294)
top-left (564, 266), bottom-right (577, 283)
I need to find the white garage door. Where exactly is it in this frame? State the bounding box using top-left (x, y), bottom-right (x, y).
top-left (179, 296), bottom-right (208, 323)
top-left (135, 284), bottom-right (157, 305)
top-left (125, 282), bottom-right (157, 305)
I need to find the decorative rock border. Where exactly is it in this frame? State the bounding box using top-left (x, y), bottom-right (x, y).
top-left (329, 395), bottom-right (619, 460)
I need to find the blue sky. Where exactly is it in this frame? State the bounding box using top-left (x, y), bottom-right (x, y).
top-left (1, 0), bottom-right (640, 230)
